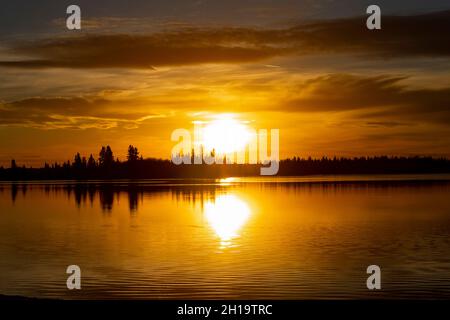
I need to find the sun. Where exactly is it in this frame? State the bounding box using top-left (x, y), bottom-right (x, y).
top-left (204, 194), bottom-right (251, 247)
top-left (201, 115), bottom-right (251, 154)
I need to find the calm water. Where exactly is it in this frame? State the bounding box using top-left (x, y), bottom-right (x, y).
top-left (1, 175), bottom-right (450, 299)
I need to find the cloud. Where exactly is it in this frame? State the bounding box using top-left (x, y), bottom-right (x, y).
top-left (2, 72), bottom-right (449, 130)
top-left (283, 74), bottom-right (408, 111)
top-left (365, 121), bottom-right (411, 128)
top-left (287, 9), bottom-right (450, 58)
top-left (0, 32), bottom-right (289, 69)
top-left (0, 10), bottom-right (449, 69)
top-left (0, 96), bottom-right (164, 129)
top-left (280, 73), bottom-right (450, 125)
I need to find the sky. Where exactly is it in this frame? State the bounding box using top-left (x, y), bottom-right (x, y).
top-left (0, 0), bottom-right (450, 166)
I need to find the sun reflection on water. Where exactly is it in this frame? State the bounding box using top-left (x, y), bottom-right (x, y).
top-left (204, 194), bottom-right (251, 248)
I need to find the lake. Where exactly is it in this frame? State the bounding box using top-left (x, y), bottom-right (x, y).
top-left (1, 175), bottom-right (450, 299)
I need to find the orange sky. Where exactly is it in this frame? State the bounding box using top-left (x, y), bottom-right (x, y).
top-left (1, 2), bottom-right (450, 167)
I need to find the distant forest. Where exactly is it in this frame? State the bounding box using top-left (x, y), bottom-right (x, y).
top-left (1, 145), bottom-right (450, 180)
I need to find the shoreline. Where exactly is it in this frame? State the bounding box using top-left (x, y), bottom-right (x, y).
top-left (1, 173), bottom-right (450, 185)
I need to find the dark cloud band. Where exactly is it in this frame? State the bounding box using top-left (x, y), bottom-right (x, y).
top-left (0, 10), bottom-right (449, 69)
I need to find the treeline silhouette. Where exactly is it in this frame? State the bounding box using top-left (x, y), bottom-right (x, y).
top-left (1, 145), bottom-right (450, 180)
top-left (5, 180), bottom-right (448, 214)
top-left (5, 182), bottom-right (221, 213)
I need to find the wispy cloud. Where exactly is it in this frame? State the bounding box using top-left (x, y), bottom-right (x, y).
top-left (0, 96), bottom-right (166, 129)
top-left (281, 73), bottom-right (450, 126)
top-left (2, 73), bottom-right (450, 130)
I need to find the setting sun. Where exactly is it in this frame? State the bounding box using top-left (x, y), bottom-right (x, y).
top-left (201, 116), bottom-right (252, 155)
top-left (204, 194), bottom-right (251, 247)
